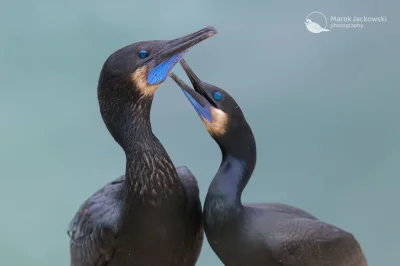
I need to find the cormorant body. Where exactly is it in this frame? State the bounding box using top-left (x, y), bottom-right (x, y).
top-left (68, 27), bottom-right (216, 266)
top-left (169, 59), bottom-right (368, 266)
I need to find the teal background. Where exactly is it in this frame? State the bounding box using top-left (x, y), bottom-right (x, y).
top-left (0, 1), bottom-right (398, 265)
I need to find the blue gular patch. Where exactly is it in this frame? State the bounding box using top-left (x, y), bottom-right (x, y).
top-left (147, 51), bottom-right (187, 85)
top-left (182, 90), bottom-right (212, 122)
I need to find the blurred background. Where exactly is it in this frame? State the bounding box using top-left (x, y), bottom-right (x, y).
top-left (0, 0), bottom-right (398, 265)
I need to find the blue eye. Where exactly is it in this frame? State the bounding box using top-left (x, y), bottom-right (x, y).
top-left (138, 49), bottom-right (149, 59)
top-left (212, 91), bottom-right (222, 101)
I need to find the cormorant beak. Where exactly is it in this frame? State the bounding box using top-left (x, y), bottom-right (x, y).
top-left (179, 59), bottom-right (216, 107)
top-left (146, 27), bottom-right (217, 85)
top-left (154, 26), bottom-right (216, 63)
top-left (169, 59), bottom-right (214, 122)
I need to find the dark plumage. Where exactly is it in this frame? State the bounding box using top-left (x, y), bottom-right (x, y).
top-left (68, 27), bottom-right (216, 266)
top-left (169, 59), bottom-right (368, 266)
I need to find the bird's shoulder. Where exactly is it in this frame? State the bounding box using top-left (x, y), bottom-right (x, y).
top-left (265, 217), bottom-right (366, 265)
top-left (68, 175), bottom-right (125, 266)
top-left (175, 165), bottom-right (200, 198)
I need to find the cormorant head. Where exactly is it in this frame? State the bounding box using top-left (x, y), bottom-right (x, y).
top-left (97, 27), bottom-right (216, 147)
top-left (169, 59), bottom-right (252, 153)
top-left (99, 26), bottom-right (216, 97)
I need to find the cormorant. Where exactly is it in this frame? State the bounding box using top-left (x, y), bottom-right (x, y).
top-left (67, 27), bottom-right (217, 266)
top-left (169, 59), bottom-right (368, 266)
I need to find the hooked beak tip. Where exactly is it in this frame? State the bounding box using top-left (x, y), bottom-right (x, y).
top-left (206, 27), bottom-right (217, 38)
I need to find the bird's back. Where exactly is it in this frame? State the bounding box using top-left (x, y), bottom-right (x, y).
top-left (244, 203), bottom-right (368, 266)
top-left (245, 202), bottom-right (318, 220)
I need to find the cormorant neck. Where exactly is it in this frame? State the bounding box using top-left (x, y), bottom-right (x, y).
top-left (118, 95), bottom-right (154, 154)
top-left (122, 98), bottom-right (185, 205)
top-left (99, 80), bottom-right (155, 154)
top-left (206, 121), bottom-right (256, 207)
top-left (99, 83), bottom-right (184, 206)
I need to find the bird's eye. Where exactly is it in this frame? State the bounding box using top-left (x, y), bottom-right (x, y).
top-left (138, 50), bottom-right (149, 59)
top-left (212, 91), bottom-right (222, 101)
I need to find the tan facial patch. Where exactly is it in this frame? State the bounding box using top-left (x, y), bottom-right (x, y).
top-left (202, 107), bottom-right (229, 136)
top-left (130, 65), bottom-right (160, 97)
